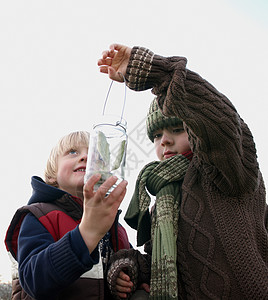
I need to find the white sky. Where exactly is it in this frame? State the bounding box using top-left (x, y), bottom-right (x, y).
top-left (0, 0), bottom-right (267, 283)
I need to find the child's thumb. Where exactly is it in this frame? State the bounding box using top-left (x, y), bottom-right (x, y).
top-left (108, 67), bottom-right (123, 82)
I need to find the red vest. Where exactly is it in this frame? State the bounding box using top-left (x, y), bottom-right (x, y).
top-left (5, 201), bottom-right (130, 300)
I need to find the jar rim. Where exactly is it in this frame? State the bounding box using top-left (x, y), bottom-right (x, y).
top-left (93, 114), bottom-right (127, 129)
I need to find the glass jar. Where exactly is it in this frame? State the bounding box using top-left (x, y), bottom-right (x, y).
top-left (84, 115), bottom-right (127, 193)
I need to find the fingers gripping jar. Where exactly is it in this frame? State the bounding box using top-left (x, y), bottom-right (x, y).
top-left (84, 115), bottom-right (127, 192)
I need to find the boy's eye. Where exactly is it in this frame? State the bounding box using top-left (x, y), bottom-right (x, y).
top-left (153, 133), bottom-right (162, 140)
top-left (68, 149), bottom-right (78, 155)
top-left (172, 128), bottom-right (184, 133)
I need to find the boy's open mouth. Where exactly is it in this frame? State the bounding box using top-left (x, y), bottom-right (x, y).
top-left (74, 168), bottom-right (86, 172)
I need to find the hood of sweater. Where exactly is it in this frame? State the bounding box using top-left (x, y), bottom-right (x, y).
top-left (28, 176), bottom-right (71, 205)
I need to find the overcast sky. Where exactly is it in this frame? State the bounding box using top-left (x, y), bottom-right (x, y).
top-left (0, 0), bottom-right (267, 283)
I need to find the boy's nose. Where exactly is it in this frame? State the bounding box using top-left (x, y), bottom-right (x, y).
top-left (161, 133), bottom-right (173, 146)
top-left (79, 153), bottom-right (87, 162)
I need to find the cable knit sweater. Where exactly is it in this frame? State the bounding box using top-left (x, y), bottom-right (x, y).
top-left (125, 47), bottom-right (268, 299)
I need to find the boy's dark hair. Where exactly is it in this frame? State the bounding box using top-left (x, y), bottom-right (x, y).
top-left (146, 98), bottom-right (183, 142)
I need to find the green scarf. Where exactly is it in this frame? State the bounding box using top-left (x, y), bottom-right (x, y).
top-left (125, 154), bottom-right (191, 299)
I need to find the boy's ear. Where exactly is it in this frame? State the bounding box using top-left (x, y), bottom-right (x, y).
top-left (47, 177), bottom-right (58, 187)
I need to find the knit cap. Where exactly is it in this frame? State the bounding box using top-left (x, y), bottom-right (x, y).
top-left (146, 98), bottom-right (183, 142)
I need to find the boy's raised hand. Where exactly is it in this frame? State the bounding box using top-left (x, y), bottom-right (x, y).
top-left (79, 174), bottom-right (127, 253)
top-left (98, 44), bottom-right (132, 82)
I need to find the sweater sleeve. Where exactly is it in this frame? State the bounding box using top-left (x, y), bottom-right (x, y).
top-left (18, 213), bottom-right (99, 299)
top-left (126, 47), bottom-right (260, 197)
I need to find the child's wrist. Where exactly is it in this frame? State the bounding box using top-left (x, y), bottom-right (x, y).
top-left (78, 223), bottom-right (102, 253)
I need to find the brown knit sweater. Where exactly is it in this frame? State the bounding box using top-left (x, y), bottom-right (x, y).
top-left (125, 47), bottom-right (268, 299)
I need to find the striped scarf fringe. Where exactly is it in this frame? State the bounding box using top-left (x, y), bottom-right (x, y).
top-left (125, 153), bottom-right (191, 299)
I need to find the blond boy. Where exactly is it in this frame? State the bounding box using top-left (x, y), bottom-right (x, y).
top-left (5, 131), bottom-right (130, 299)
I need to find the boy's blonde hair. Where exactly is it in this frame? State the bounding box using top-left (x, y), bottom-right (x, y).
top-left (45, 131), bottom-right (90, 187)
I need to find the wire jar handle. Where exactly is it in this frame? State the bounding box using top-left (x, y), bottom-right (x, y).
top-left (102, 72), bottom-right (127, 125)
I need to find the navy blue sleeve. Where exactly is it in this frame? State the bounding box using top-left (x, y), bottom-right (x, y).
top-left (18, 213), bottom-right (99, 299)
